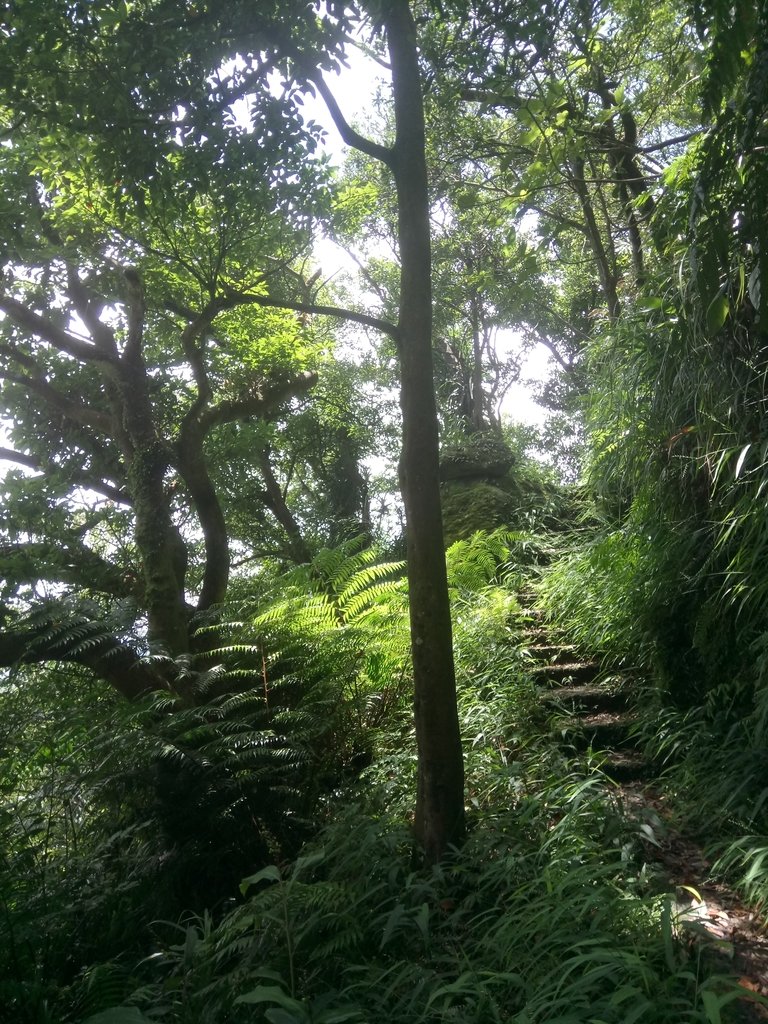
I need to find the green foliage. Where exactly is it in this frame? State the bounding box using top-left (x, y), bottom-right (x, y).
top-left (3, 526), bottom-right (760, 1023)
top-left (539, 528), bottom-right (644, 662)
top-left (5, 2), bottom-right (768, 1020)
top-left (105, 714), bottom-right (744, 1024)
top-left (242, 541), bottom-right (411, 760)
top-left (0, 536), bottom-right (416, 1006)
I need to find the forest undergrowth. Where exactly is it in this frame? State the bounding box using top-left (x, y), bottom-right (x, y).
top-left (540, 519), bottom-right (768, 922)
top-left (2, 531), bottom-right (764, 1024)
top-left (1, 0), bottom-right (767, 1020)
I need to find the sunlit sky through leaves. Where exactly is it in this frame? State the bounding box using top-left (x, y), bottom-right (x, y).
top-left (300, 49), bottom-right (554, 429)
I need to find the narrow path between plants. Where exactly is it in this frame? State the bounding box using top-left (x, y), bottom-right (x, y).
top-left (520, 594), bottom-right (768, 1022)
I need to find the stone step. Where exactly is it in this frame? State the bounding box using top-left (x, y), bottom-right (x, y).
top-left (601, 749), bottom-right (651, 783)
top-left (531, 661), bottom-right (601, 686)
top-left (520, 607), bottom-right (546, 622)
top-left (526, 643), bottom-right (578, 665)
top-left (583, 712), bottom-right (639, 749)
top-left (521, 627), bottom-right (555, 644)
top-left (539, 683), bottom-right (630, 714)
top-left (523, 622), bottom-right (650, 785)
top-left (553, 711), bottom-right (639, 749)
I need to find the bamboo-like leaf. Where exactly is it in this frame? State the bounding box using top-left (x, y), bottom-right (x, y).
top-left (706, 294), bottom-right (730, 334)
top-left (734, 443), bottom-right (751, 478)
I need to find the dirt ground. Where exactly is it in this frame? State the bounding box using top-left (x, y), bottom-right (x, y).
top-left (618, 784), bottom-right (768, 1022)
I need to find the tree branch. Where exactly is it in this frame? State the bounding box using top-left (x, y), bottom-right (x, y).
top-left (0, 446), bottom-right (130, 504)
top-left (309, 70), bottom-right (394, 166)
top-left (121, 267), bottom-right (146, 362)
top-left (198, 371), bottom-right (318, 433)
top-left (0, 294), bottom-right (118, 364)
top-left (0, 365), bottom-right (113, 434)
top-left (256, 447), bottom-right (312, 564)
top-left (0, 446), bottom-right (37, 471)
top-left (0, 540), bottom-right (139, 600)
top-left (0, 621), bottom-right (162, 701)
top-left (223, 291), bottom-right (400, 342)
top-left (528, 205), bottom-right (591, 237)
top-left (636, 129), bottom-right (703, 154)
top-left (459, 87), bottom-right (525, 108)
top-left (65, 266), bottom-right (119, 356)
top-left (179, 305), bottom-right (217, 416)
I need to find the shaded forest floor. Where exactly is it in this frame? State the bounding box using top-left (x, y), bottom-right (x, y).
top-left (622, 784), bottom-right (768, 1019)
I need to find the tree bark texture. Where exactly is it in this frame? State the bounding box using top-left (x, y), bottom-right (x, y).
top-left (568, 151), bottom-right (621, 321)
top-left (116, 345), bottom-right (191, 658)
top-left (384, 0), bottom-right (465, 862)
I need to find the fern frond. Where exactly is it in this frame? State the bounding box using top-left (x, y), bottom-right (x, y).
top-left (338, 559), bottom-right (406, 608)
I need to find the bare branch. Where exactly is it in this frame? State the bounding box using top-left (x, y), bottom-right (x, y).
top-left (310, 71), bottom-right (394, 166)
top-left (636, 129), bottom-right (703, 153)
top-left (0, 446), bottom-right (38, 471)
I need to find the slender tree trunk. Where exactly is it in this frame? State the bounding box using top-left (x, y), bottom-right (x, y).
top-left (257, 448), bottom-right (313, 564)
top-left (470, 295), bottom-right (485, 432)
top-left (569, 151), bottom-right (621, 321)
top-left (384, 0), bottom-right (465, 862)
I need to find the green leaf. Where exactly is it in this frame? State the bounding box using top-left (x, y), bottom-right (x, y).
top-left (455, 191), bottom-right (478, 212)
top-left (235, 985), bottom-right (304, 1014)
top-left (735, 444), bottom-right (751, 478)
top-left (380, 901), bottom-right (405, 949)
top-left (706, 294), bottom-right (730, 334)
top-left (81, 1010), bottom-right (154, 1024)
top-left (266, 1011), bottom-right (305, 1024)
top-left (701, 989), bottom-right (722, 1024)
top-left (415, 901), bottom-right (430, 943)
top-left (240, 864), bottom-right (281, 895)
top-left (637, 296), bottom-right (664, 313)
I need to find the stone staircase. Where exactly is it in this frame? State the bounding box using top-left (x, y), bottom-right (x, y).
top-left (521, 600), bottom-right (648, 782)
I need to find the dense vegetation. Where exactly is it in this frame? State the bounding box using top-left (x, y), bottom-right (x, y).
top-left (1, 0), bottom-right (767, 1020)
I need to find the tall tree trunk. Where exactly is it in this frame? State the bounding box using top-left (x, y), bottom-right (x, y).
top-left (384, 0), bottom-right (465, 862)
top-left (176, 418), bottom-right (231, 609)
top-left (470, 295), bottom-right (485, 432)
top-left (115, 344), bottom-right (190, 659)
top-left (568, 151), bottom-right (621, 321)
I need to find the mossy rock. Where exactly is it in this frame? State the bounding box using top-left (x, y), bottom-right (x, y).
top-left (440, 434), bottom-right (514, 482)
top-left (441, 481), bottom-right (516, 544)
